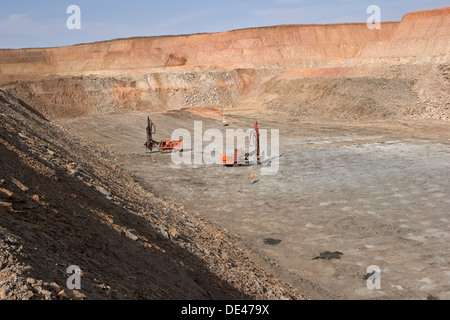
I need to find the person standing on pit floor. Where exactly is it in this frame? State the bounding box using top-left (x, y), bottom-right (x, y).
top-left (250, 172), bottom-right (255, 184)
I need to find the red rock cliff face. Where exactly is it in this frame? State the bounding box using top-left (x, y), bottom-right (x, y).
top-left (0, 22), bottom-right (398, 79)
top-left (0, 7), bottom-right (448, 121)
top-left (0, 7), bottom-right (444, 78)
top-left (359, 7), bottom-right (450, 60)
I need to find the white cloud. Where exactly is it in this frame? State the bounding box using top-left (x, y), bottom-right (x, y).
top-left (250, 7), bottom-right (307, 17)
top-left (153, 11), bottom-right (209, 33)
top-left (0, 13), bottom-right (32, 33)
top-left (8, 13), bottom-right (28, 21)
top-left (0, 13), bottom-right (73, 48)
top-left (275, 0), bottom-right (306, 3)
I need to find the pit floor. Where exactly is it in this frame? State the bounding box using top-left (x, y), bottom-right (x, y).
top-left (56, 110), bottom-right (450, 300)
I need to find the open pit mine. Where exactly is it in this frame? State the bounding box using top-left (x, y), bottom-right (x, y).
top-left (0, 7), bottom-right (449, 300)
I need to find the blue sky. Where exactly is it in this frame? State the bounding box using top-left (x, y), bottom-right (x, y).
top-left (0, 0), bottom-right (448, 49)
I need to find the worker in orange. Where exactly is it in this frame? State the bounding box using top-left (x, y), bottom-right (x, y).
top-left (250, 172), bottom-right (255, 184)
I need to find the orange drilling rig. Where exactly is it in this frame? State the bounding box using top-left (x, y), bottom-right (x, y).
top-left (144, 117), bottom-right (183, 153)
top-left (220, 121), bottom-right (261, 166)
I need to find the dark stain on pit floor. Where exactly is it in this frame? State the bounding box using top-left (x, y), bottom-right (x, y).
top-left (263, 238), bottom-right (282, 245)
top-left (313, 251), bottom-right (343, 260)
top-left (363, 270), bottom-right (377, 280)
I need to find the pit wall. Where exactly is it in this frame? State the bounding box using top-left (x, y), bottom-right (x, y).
top-left (1, 7), bottom-right (449, 80)
top-left (0, 71), bottom-right (245, 119)
top-left (1, 63), bottom-right (448, 121)
top-left (0, 7), bottom-right (448, 120)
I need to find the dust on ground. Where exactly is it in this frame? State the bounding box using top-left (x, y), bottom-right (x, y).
top-left (55, 108), bottom-right (450, 300)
